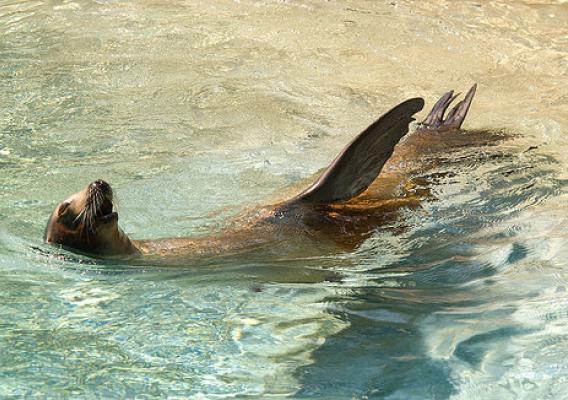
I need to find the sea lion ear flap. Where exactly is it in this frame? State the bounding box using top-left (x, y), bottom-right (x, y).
top-left (58, 201), bottom-right (70, 216)
top-left (290, 97), bottom-right (424, 204)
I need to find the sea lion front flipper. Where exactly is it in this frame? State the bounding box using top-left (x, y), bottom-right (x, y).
top-left (290, 97), bottom-right (424, 204)
top-left (421, 84), bottom-right (477, 130)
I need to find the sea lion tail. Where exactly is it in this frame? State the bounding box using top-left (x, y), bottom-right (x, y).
top-left (421, 84), bottom-right (477, 130)
top-left (290, 97), bottom-right (425, 204)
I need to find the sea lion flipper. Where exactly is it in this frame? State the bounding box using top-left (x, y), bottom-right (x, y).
top-left (291, 97), bottom-right (424, 204)
top-left (444, 84), bottom-right (477, 129)
top-left (421, 84), bottom-right (477, 130)
top-left (422, 90), bottom-right (458, 127)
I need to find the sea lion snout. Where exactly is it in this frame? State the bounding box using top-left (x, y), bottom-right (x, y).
top-left (87, 179), bottom-right (114, 220)
top-left (89, 179), bottom-right (113, 202)
top-left (91, 179), bottom-right (111, 194)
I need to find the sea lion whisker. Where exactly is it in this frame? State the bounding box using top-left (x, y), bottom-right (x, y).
top-left (93, 193), bottom-right (101, 214)
top-left (74, 208), bottom-right (85, 224)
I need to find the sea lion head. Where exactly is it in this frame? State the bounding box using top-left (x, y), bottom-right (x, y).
top-left (44, 180), bottom-right (137, 257)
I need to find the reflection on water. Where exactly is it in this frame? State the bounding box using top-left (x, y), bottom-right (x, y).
top-left (1, 0), bottom-right (567, 398)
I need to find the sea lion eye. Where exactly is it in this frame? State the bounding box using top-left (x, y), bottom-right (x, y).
top-left (58, 201), bottom-right (71, 216)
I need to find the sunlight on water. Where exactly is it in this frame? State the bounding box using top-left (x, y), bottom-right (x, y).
top-left (1, 0), bottom-right (568, 398)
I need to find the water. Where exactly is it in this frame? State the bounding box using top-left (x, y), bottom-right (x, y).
top-left (1, 0), bottom-right (568, 398)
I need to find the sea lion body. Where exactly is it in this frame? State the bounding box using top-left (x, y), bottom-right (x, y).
top-left (45, 85), bottom-right (498, 264)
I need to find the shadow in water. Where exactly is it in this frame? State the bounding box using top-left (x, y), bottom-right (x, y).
top-left (295, 145), bottom-right (566, 399)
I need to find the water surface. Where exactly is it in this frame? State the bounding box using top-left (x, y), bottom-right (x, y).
top-left (1, 0), bottom-right (568, 398)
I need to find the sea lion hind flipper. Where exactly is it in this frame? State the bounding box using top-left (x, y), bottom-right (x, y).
top-left (444, 84), bottom-right (477, 129)
top-left (422, 90), bottom-right (458, 127)
top-left (290, 97), bottom-right (424, 204)
top-left (421, 84), bottom-right (477, 130)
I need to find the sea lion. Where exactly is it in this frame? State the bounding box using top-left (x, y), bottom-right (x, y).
top-left (45, 85), bottom-right (494, 265)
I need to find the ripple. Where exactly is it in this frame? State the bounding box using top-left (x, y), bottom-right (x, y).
top-left (2, 0), bottom-right (568, 398)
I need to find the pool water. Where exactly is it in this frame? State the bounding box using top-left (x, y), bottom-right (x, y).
top-left (1, 0), bottom-right (568, 398)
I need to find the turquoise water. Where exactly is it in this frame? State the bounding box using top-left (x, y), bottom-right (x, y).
top-left (1, 0), bottom-right (568, 398)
